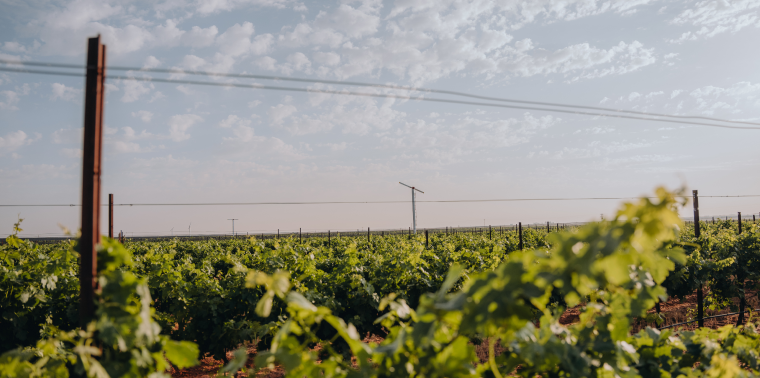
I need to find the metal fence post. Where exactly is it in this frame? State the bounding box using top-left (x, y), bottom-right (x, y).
top-left (693, 190), bottom-right (700, 238)
top-left (79, 35), bottom-right (106, 328)
top-left (518, 222), bottom-right (523, 250)
top-left (108, 193), bottom-right (113, 238)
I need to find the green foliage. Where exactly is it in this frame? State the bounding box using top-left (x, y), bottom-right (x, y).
top-left (0, 235), bottom-right (200, 378)
top-left (245, 188), bottom-right (760, 377)
top-left (0, 217), bottom-right (79, 351)
top-left (5, 192), bottom-right (760, 377)
top-left (667, 220), bottom-right (760, 316)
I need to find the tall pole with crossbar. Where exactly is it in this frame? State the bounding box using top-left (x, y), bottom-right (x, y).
top-left (399, 182), bottom-right (424, 234)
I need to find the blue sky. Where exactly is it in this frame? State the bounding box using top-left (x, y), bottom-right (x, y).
top-left (1, 0), bottom-right (759, 237)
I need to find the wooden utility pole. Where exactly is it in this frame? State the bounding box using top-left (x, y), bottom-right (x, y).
top-left (425, 229), bottom-right (429, 248)
top-left (79, 35), bottom-right (106, 328)
top-left (693, 190), bottom-right (700, 238)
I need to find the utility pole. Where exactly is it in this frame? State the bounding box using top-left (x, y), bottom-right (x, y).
top-left (399, 182), bottom-right (424, 234)
top-left (79, 35), bottom-right (106, 328)
top-left (228, 219), bottom-right (238, 236)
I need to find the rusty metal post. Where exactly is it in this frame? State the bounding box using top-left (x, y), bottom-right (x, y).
top-left (108, 193), bottom-right (113, 238)
top-left (80, 35), bottom-right (106, 328)
top-left (693, 190), bottom-right (700, 238)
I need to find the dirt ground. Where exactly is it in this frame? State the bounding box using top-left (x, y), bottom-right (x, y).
top-left (172, 288), bottom-right (759, 377)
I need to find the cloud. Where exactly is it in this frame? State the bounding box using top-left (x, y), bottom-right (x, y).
top-left (379, 113), bottom-right (559, 164)
top-left (670, 0), bottom-right (760, 42)
top-left (52, 128), bottom-right (82, 144)
top-left (143, 56), bottom-right (161, 69)
top-left (645, 91), bottom-right (664, 99)
top-left (325, 142), bottom-right (347, 151)
top-left (268, 103), bottom-right (298, 125)
top-left (183, 25), bottom-right (219, 47)
top-left (50, 83), bottom-right (81, 102)
top-left (131, 110), bottom-right (153, 122)
top-left (269, 92), bottom-right (407, 135)
top-left (121, 79), bottom-right (154, 103)
top-left (130, 154), bottom-right (197, 170)
top-left (168, 114), bottom-right (203, 142)
top-left (0, 90), bottom-right (20, 110)
top-left (61, 148), bottom-right (83, 158)
top-left (0, 130), bottom-right (41, 154)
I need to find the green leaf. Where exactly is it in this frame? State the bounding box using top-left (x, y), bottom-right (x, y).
top-left (164, 339), bottom-right (199, 369)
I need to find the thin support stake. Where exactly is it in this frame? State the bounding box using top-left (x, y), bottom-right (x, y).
top-left (108, 193), bottom-right (113, 238)
top-left (739, 212), bottom-right (743, 234)
top-left (693, 190), bottom-right (700, 238)
top-left (518, 222), bottom-right (523, 250)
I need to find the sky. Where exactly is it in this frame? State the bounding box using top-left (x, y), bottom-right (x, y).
top-left (1, 0), bottom-right (760, 237)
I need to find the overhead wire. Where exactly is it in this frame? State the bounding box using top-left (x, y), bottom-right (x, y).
top-left (2, 195), bottom-right (759, 207)
top-left (1, 61), bottom-right (760, 130)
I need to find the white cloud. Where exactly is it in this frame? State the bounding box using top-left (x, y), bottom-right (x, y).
top-left (168, 114), bottom-right (203, 142)
top-left (670, 0), bottom-right (760, 42)
top-left (313, 51), bottom-right (341, 66)
top-left (121, 79), bottom-right (154, 103)
top-left (61, 148), bottom-right (83, 158)
top-left (112, 141), bottom-right (148, 153)
top-left (628, 92), bottom-right (641, 101)
top-left (52, 128), bottom-right (82, 144)
top-left (182, 25), bottom-right (219, 47)
top-left (312, 3), bottom-right (380, 39)
top-left (130, 154), bottom-right (197, 170)
top-left (380, 113), bottom-right (559, 164)
top-left (143, 56), bottom-right (161, 69)
top-left (0, 130), bottom-right (41, 154)
top-left (645, 91), bottom-right (664, 99)
top-left (270, 93), bottom-right (407, 135)
top-left (131, 110), bottom-right (153, 122)
top-left (268, 103), bottom-right (298, 125)
top-left (2, 42), bottom-right (28, 53)
top-left (50, 83), bottom-right (81, 102)
top-left (326, 142), bottom-right (347, 151)
top-left (217, 22), bottom-right (256, 57)
top-left (671, 89), bottom-right (683, 99)
top-left (0, 90), bottom-right (20, 110)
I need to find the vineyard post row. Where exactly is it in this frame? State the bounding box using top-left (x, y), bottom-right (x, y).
top-left (689, 191), bottom-right (757, 329)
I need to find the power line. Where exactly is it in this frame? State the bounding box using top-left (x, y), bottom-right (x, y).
top-left (2, 195), bottom-right (758, 207)
top-left (3, 59), bottom-right (759, 128)
top-left (1, 63), bottom-right (759, 130)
